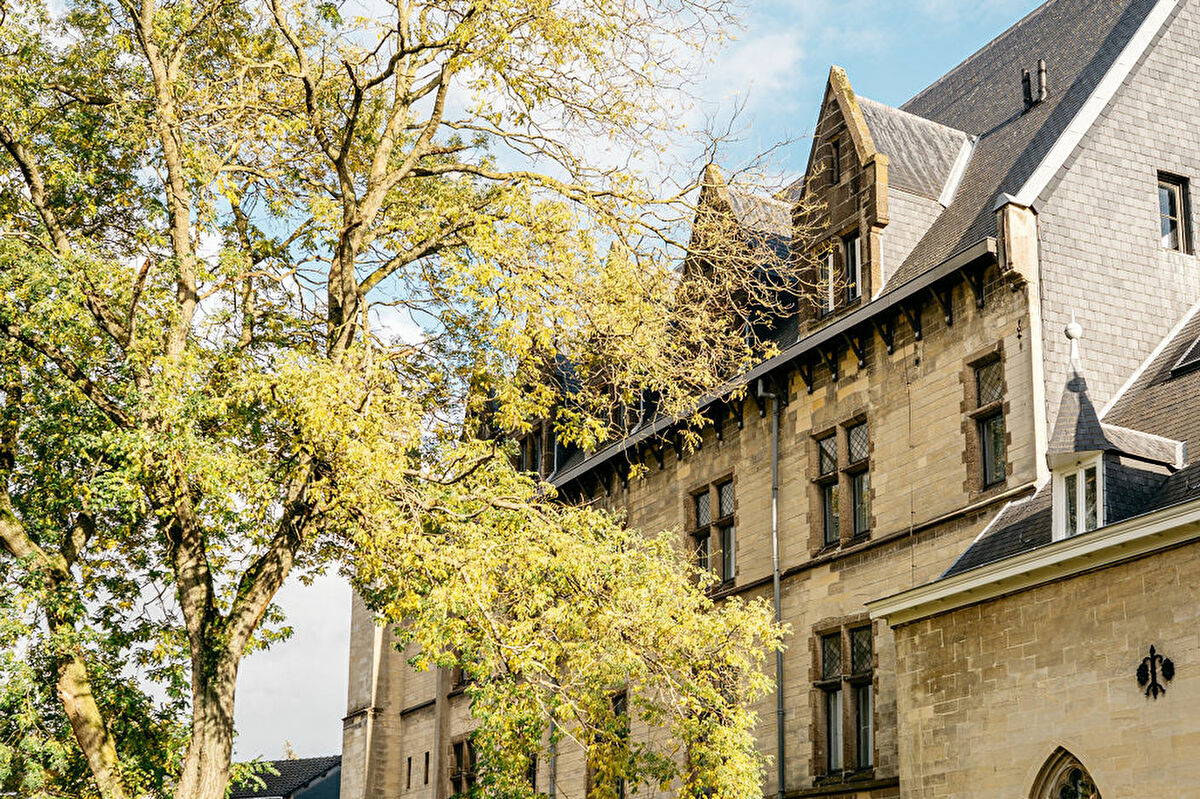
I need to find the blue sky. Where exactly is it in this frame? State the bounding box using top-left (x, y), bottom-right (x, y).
top-left (703, 0), bottom-right (1043, 175)
top-left (232, 0), bottom-right (1045, 763)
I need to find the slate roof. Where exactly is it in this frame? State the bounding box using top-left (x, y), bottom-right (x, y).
top-left (229, 756), bottom-right (341, 798)
top-left (887, 0), bottom-right (1164, 288)
top-left (857, 98), bottom-right (970, 202)
top-left (945, 308), bottom-right (1200, 577)
top-left (1106, 305), bottom-right (1200, 444)
top-left (727, 189), bottom-right (791, 239)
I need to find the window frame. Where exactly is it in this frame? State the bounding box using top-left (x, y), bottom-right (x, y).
top-left (843, 232), bottom-right (862, 303)
top-left (690, 478), bottom-right (736, 586)
top-left (966, 354), bottom-right (1008, 493)
top-left (814, 624), bottom-right (875, 779)
top-left (1053, 454), bottom-right (1104, 540)
top-left (1158, 172), bottom-right (1191, 253)
top-left (449, 737), bottom-right (478, 797)
top-left (813, 421), bottom-right (871, 550)
top-left (978, 411), bottom-right (1007, 487)
top-left (821, 247), bottom-right (836, 316)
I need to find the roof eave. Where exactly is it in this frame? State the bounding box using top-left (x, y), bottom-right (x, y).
top-left (868, 493), bottom-right (1200, 627)
top-left (550, 237), bottom-right (997, 487)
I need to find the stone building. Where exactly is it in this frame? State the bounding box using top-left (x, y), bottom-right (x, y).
top-left (341, 0), bottom-right (1200, 797)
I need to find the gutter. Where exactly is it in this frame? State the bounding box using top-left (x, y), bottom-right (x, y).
top-left (867, 494), bottom-right (1200, 627)
top-left (551, 237), bottom-right (997, 488)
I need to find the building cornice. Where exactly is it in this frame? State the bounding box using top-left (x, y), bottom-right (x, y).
top-left (551, 237), bottom-right (997, 488)
top-left (867, 495), bottom-right (1200, 627)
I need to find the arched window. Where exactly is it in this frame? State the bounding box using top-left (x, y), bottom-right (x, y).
top-left (1030, 748), bottom-right (1101, 799)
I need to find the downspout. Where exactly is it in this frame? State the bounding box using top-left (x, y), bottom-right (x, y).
top-left (758, 379), bottom-right (786, 799)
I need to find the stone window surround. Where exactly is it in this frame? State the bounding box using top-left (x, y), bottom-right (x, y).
top-left (810, 616), bottom-right (876, 782)
top-left (688, 473), bottom-right (737, 587)
top-left (818, 223), bottom-right (866, 318)
top-left (448, 736), bottom-right (477, 797)
top-left (810, 414), bottom-right (873, 554)
top-left (961, 344), bottom-right (1012, 500)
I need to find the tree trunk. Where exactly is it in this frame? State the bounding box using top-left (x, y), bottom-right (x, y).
top-left (174, 652), bottom-right (239, 799)
top-left (54, 640), bottom-right (131, 799)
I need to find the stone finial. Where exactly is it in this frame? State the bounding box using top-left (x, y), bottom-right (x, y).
top-left (1065, 312), bottom-right (1082, 367)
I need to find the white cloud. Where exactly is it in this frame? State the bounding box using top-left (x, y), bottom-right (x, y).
top-left (234, 573), bottom-right (351, 760)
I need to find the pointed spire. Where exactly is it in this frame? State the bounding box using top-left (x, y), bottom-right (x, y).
top-left (1048, 312), bottom-right (1109, 456)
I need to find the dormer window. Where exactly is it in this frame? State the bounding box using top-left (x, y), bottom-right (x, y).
top-left (1053, 454), bottom-right (1103, 540)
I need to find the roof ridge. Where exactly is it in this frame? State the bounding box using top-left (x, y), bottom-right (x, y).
top-left (902, 0), bottom-right (1061, 112)
top-left (859, 95), bottom-right (969, 137)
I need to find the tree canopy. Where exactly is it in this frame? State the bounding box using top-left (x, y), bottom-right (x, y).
top-left (0, 0), bottom-right (812, 797)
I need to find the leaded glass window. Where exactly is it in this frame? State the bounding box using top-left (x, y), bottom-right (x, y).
top-left (848, 422), bottom-right (869, 463)
top-left (818, 435), bottom-right (837, 475)
top-left (694, 492), bottom-right (710, 528)
top-left (850, 627), bottom-right (872, 674)
top-left (976, 359), bottom-right (1003, 406)
top-left (717, 480), bottom-right (735, 518)
top-left (821, 633), bottom-right (842, 680)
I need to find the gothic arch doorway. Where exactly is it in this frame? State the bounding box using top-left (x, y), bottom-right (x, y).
top-left (1029, 747), bottom-right (1101, 799)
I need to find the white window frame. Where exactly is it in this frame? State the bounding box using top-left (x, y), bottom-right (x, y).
top-left (844, 233), bottom-right (861, 302)
top-left (1052, 453), bottom-right (1104, 540)
top-left (823, 248), bottom-right (836, 314)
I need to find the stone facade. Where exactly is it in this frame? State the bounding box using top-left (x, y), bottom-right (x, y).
top-left (341, 2), bottom-right (1200, 798)
top-left (887, 530), bottom-right (1200, 798)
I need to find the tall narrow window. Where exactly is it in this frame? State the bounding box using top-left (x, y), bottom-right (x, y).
top-left (1055, 457), bottom-right (1104, 539)
top-left (844, 232), bottom-right (861, 302)
top-left (527, 755), bottom-right (538, 792)
top-left (980, 413), bottom-right (1006, 486)
top-left (716, 479), bottom-right (736, 583)
top-left (822, 248), bottom-right (836, 314)
top-left (822, 484), bottom-right (840, 546)
top-left (817, 434), bottom-right (839, 546)
top-left (450, 739), bottom-right (478, 797)
top-left (972, 358), bottom-right (1006, 488)
top-left (847, 422), bottom-right (870, 537)
top-left (850, 626), bottom-right (874, 769)
top-left (831, 138), bottom-right (842, 185)
top-left (692, 491), bottom-right (711, 573)
top-left (407, 757), bottom-right (413, 790)
top-left (817, 626), bottom-right (874, 778)
top-left (851, 472), bottom-right (870, 536)
top-left (692, 479), bottom-right (736, 585)
top-left (1159, 173), bottom-right (1190, 252)
top-left (821, 633), bottom-right (843, 773)
top-left (424, 752), bottom-right (430, 785)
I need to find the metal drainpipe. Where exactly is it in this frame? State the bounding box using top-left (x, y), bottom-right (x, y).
top-left (759, 379), bottom-right (786, 799)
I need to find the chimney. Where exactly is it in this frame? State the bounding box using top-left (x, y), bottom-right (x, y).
top-left (1037, 58), bottom-right (1048, 102)
top-left (1022, 68), bottom-right (1033, 109)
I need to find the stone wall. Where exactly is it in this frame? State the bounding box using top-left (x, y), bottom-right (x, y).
top-left (891, 543), bottom-right (1200, 797)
